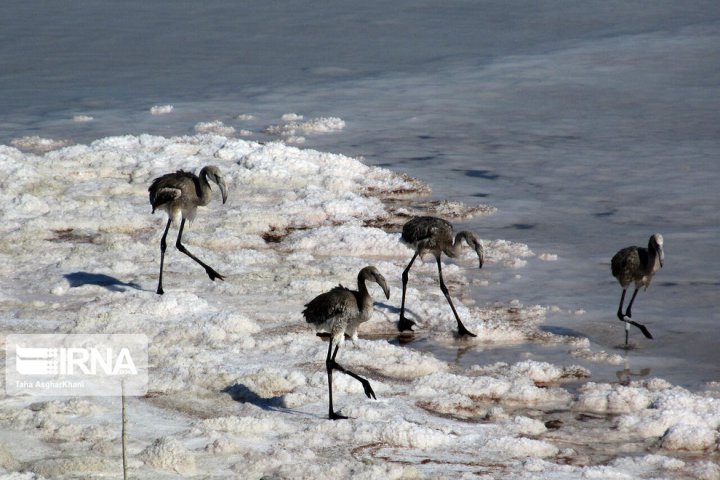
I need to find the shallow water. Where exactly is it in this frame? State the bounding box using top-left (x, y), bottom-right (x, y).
top-left (3, 0), bottom-right (720, 391)
top-left (398, 333), bottom-right (698, 394)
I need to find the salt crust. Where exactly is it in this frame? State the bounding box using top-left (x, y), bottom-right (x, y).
top-left (266, 115), bottom-right (346, 138)
top-left (194, 120), bottom-right (235, 136)
top-left (150, 105), bottom-right (174, 115)
top-left (138, 437), bottom-right (196, 474)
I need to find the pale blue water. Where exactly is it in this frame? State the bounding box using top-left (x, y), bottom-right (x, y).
top-left (3, 1), bottom-right (719, 389)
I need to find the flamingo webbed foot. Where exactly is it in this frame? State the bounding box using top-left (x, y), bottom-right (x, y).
top-left (206, 268), bottom-right (225, 282)
top-left (457, 322), bottom-right (477, 338)
top-left (329, 411), bottom-right (349, 420)
top-left (398, 316), bottom-right (416, 332)
top-left (636, 323), bottom-right (653, 339)
top-left (361, 380), bottom-right (376, 400)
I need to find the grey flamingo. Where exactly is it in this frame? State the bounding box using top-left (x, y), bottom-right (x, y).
top-left (611, 233), bottom-right (664, 345)
top-left (302, 266), bottom-right (390, 420)
top-left (399, 216), bottom-right (484, 337)
top-left (148, 165), bottom-right (228, 295)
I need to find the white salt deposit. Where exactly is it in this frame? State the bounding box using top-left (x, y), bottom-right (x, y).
top-left (9, 136), bottom-right (71, 153)
top-left (266, 115), bottom-right (346, 138)
top-left (281, 113), bottom-right (304, 121)
top-left (150, 105), bottom-right (174, 115)
top-left (569, 342), bottom-right (625, 365)
top-left (661, 423), bottom-right (717, 451)
top-left (575, 382), bottom-right (653, 414)
top-left (0, 132), bottom-right (717, 479)
top-left (377, 421), bottom-right (451, 449)
top-left (506, 360), bottom-right (591, 383)
top-left (193, 120), bottom-right (236, 135)
top-left (138, 437), bottom-right (196, 474)
top-left (485, 239), bottom-right (535, 267)
top-left (484, 436), bottom-right (559, 458)
top-left (423, 200), bottom-right (497, 219)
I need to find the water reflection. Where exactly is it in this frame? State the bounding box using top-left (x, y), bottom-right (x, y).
top-left (397, 334), bottom-right (657, 389)
top-left (615, 351), bottom-right (652, 386)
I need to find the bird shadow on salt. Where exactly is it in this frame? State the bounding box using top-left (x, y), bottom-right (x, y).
top-left (374, 301), bottom-right (425, 332)
top-left (64, 272), bottom-right (144, 292)
top-left (221, 383), bottom-right (291, 413)
top-left (376, 301), bottom-right (400, 313)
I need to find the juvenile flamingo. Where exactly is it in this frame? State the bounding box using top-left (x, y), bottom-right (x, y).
top-left (399, 216), bottom-right (484, 337)
top-left (303, 266), bottom-right (390, 420)
top-left (611, 233), bottom-right (664, 345)
top-left (148, 165), bottom-right (228, 294)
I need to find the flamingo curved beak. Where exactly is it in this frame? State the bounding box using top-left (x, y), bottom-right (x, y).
top-left (476, 244), bottom-right (484, 269)
top-left (376, 274), bottom-right (390, 300)
top-left (218, 179), bottom-right (228, 204)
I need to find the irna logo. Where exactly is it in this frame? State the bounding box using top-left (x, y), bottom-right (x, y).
top-left (6, 334), bottom-right (148, 397)
top-left (15, 346), bottom-right (138, 376)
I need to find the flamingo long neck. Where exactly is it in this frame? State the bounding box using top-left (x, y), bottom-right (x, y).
top-left (356, 274), bottom-right (373, 314)
top-left (645, 241), bottom-right (660, 275)
top-left (444, 232), bottom-right (467, 258)
top-left (197, 170), bottom-right (213, 206)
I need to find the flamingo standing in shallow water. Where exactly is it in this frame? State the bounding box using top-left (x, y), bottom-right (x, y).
top-left (611, 233), bottom-right (664, 345)
top-left (398, 216), bottom-right (484, 337)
